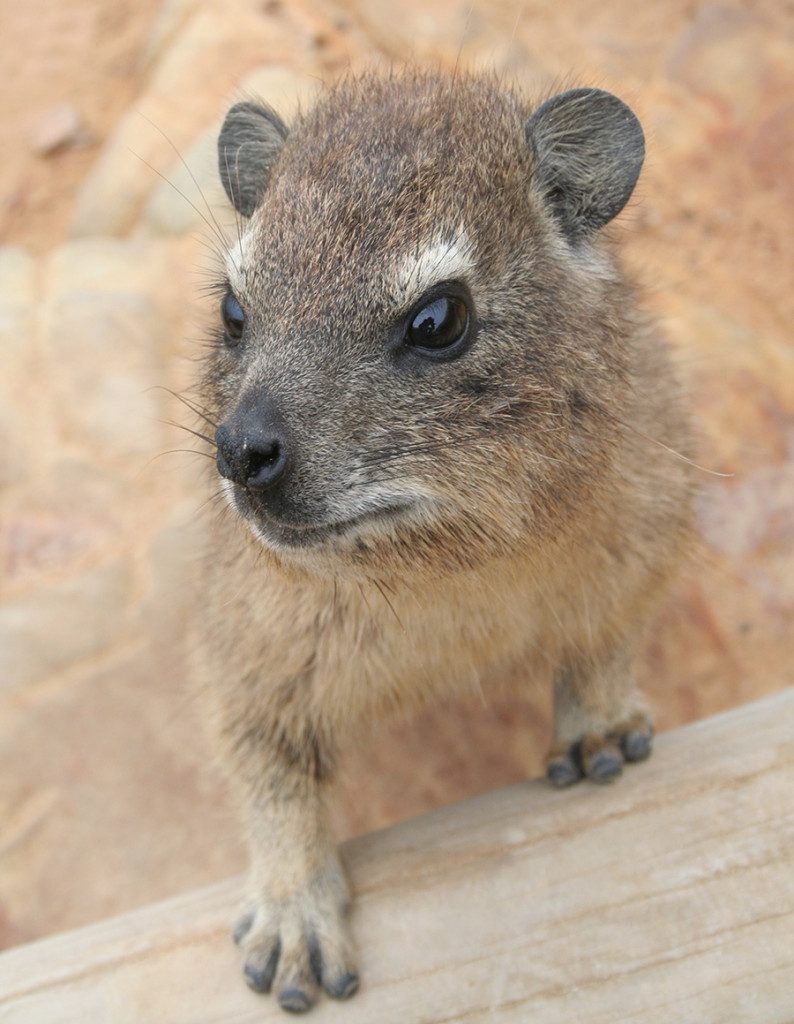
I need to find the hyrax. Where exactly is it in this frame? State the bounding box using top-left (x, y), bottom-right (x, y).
top-left (194, 69), bottom-right (693, 1013)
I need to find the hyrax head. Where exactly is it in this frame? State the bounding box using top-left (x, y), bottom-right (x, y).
top-left (206, 70), bottom-right (644, 579)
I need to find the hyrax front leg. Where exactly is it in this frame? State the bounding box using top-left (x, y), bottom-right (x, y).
top-left (225, 724), bottom-right (358, 1013)
top-left (546, 649), bottom-right (654, 787)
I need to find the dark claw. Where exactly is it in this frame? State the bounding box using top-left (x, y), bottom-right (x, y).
top-left (587, 748), bottom-right (623, 783)
top-left (622, 729), bottom-right (653, 763)
top-left (244, 962), bottom-right (272, 994)
top-left (233, 911), bottom-right (255, 945)
top-left (326, 971), bottom-right (360, 1000)
top-left (546, 755), bottom-right (582, 788)
top-left (278, 987), bottom-right (313, 1014)
top-left (244, 941), bottom-right (280, 994)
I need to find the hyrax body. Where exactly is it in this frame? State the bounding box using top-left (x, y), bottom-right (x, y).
top-left (194, 70), bottom-right (693, 1012)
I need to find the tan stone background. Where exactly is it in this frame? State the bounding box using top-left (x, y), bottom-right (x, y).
top-left (1, 0), bottom-right (792, 951)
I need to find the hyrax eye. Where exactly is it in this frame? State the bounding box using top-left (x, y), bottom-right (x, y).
top-left (404, 292), bottom-right (470, 358)
top-left (220, 292), bottom-right (246, 345)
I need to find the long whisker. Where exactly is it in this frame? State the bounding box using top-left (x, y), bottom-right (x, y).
top-left (136, 111), bottom-right (231, 260)
top-left (149, 447), bottom-right (216, 463)
top-left (190, 230), bottom-right (230, 270)
top-left (149, 385), bottom-right (219, 428)
top-left (354, 428), bottom-right (562, 476)
top-left (162, 419), bottom-right (217, 447)
top-left (194, 487), bottom-right (229, 516)
top-left (354, 405), bottom-right (561, 470)
top-left (128, 148), bottom-right (235, 271)
top-left (600, 408), bottom-right (733, 478)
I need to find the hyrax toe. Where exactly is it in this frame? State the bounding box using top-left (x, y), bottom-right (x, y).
top-left (273, 939), bottom-right (319, 1014)
top-left (308, 929), bottom-right (360, 1001)
top-left (614, 713), bottom-right (654, 763)
top-left (233, 910), bottom-right (255, 946)
top-left (325, 970), bottom-right (360, 1000)
top-left (581, 735), bottom-right (624, 784)
top-left (545, 741), bottom-right (583, 788)
top-left (243, 936), bottom-right (281, 993)
top-left (245, 958), bottom-right (278, 995)
top-left (278, 987), bottom-right (314, 1014)
top-left (238, 908), bottom-right (285, 995)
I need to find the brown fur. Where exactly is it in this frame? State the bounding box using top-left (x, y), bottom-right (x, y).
top-left (192, 69), bottom-right (694, 1012)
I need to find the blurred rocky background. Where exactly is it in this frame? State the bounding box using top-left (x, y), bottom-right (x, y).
top-left (1, 0), bottom-right (792, 949)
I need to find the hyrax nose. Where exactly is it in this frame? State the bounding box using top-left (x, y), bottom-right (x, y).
top-left (215, 409), bottom-right (288, 492)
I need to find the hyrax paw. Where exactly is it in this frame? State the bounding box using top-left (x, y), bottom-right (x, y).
top-left (234, 864), bottom-right (358, 1014)
top-left (546, 713), bottom-right (654, 788)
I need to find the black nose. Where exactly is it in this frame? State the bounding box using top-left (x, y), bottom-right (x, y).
top-left (215, 412), bottom-right (288, 492)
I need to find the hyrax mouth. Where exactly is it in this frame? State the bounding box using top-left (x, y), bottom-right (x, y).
top-left (226, 483), bottom-right (416, 550)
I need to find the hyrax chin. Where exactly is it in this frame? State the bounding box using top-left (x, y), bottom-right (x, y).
top-left (193, 69), bottom-right (693, 1012)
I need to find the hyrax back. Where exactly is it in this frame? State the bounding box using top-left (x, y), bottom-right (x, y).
top-left (194, 70), bottom-right (693, 1012)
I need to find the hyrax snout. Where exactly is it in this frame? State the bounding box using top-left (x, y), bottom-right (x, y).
top-left (194, 70), bottom-right (693, 1012)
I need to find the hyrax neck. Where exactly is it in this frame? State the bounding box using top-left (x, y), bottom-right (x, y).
top-left (216, 522), bottom-right (593, 735)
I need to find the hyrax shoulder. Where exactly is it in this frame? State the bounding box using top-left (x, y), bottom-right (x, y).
top-left (193, 69), bottom-right (694, 1012)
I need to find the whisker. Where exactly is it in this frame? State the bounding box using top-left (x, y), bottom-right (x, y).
top-left (137, 111), bottom-right (231, 265)
top-left (600, 408), bottom-right (734, 478)
top-left (149, 447), bottom-right (216, 463)
top-left (162, 419), bottom-right (217, 447)
top-left (149, 385), bottom-right (219, 428)
top-left (128, 148), bottom-right (235, 269)
top-left (195, 487), bottom-right (229, 516)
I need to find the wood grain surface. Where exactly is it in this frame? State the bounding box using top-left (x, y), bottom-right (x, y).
top-left (1, 690), bottom-right (792, 1023)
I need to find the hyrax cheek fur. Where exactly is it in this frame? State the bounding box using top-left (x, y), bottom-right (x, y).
top-left (193, 69), bottom-right (694, 1012)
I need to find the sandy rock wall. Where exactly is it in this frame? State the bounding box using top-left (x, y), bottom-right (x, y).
top-left (1, 0), bottom-right (792, 948)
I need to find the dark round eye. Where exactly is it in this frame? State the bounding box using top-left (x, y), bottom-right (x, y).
top-left (405, 294), bottom-right (469, 354)
top-left (220, 292), bottom-right (245, 345)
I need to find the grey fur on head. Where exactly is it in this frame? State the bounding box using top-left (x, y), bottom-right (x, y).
top-left (220, 86), bottom-right (643, 233)
top-left (218, 101), bottom-right (289, 217)
top-left (526, 87), bottom-right (645, 240)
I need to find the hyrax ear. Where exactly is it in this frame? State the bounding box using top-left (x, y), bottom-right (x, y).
top-left (217, 101), bottom-right (288, 217)
top-left (526, 88), bottom-right (644, 240)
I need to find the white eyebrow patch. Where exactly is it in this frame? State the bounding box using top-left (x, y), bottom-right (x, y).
top-left (225, 227), bottom-right (256, 297)
top-left (391, 228), bottom-right (475, 307)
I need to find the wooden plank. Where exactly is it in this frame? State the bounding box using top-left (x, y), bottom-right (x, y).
top-left (1, 691), bottom-right (793, 1023)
